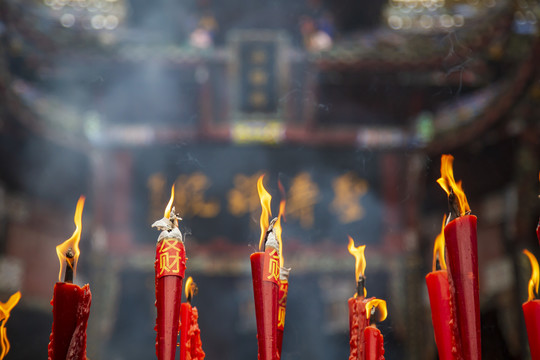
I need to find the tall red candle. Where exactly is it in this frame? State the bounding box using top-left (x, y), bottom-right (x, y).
top-left (437, 155), bottom-right (481, 360)
top-left (363, 298), bottom-right (387, 360)
top-left (48, 196), bottom-right (92, 360)
top-left (347, 236), bottom-right (370, 360)
top-left (444, 215), bottom-right (480, 360)
top-left (153, 186), bottom-right (187, 360)
top-left (251, 246), bottom-right (280, 360)
top-left (425, 215), bottom-right (460, 360)
top-left (180, 277), bottom-right (205, 360)
top-left (426, 271), bottom-right (458, 360)
top-left (364, 326), bottom-right (384, 360)
top-left (348, 295), bottom-right (371, 360)
top-left (522, 249), bottom-right (540, 359)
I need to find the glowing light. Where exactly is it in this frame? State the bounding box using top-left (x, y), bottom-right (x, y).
top-left (437, 154), bottom-right (471, 216)
top-left (365, 298), bottom-right (388, 323)
top-left (257, 175), bottom-right (272, 251)
top-left (163, 185), bottom-right (175, 219)
top-left (184, 276), bottom-right (197, 300)
top-left (524, 249), bottom-right (539, 302)
top-left (0, 291), bottom-right (21, 360)
top-left (432, 214), bottom-right (447, 272)
top-left (347, 236), bottom-right (366, 285)
top-left (56, 196), bottom-right (85, 282)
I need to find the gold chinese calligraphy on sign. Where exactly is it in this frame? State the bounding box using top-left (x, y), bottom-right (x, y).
top-left (148, 171), bottom-right (370, 227)
top-left (227, 172), bottom-right (264, 217)
top-left (287, 172), bottom-right (319, 229)
top-left (148, 172), bottom-right (220, 221)
top-left (330, 172), bottom-right (368, 224)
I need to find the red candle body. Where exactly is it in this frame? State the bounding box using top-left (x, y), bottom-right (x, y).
top-left (523, 300), bottom-right (540, 360)
top-left (155, 237), bottom-right (187, 360)
top-left (444, 215), bottom-right (481, 360)
top-left (180, 302), bottom-right (192, 360)
top-left (425, 270), bottom-right (459, 360)
top-left (363, 326), bottom-right (385, 360)
top-left (277, 279), bottom-right (289, 357)
top-left (348, 296), bottom-right (371, 360)
top-left (250, 248), bottom-right (280, 360)
top-left (48, 282), bottom-right (92, 360)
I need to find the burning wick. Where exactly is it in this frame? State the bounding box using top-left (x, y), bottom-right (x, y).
top-left (64, 248), bottom-right (75, 284)
top-left (447, 189), bottom-right (461, 221)
top-left (357, 276), bottom-right (366, 298)
top-left (186, 280), bottom-right (198, 305)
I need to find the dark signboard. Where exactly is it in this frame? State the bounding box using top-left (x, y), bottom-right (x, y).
top-left (131, 144), bottom-right (383, 246)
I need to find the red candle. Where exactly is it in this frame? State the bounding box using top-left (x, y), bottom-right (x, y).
top-left (425, 215), bottom-right (460, 360)
top-left (251, 246), bottom-right (280, 360)
top-left (347, 236), bottom-right (370, 360)
top-left (444, 215), bottom-right (480, 360)
top-left (364, 326), bottom-right (384, 360)
top-left (522, 249), bottom-right (540, 359)
top-left (153, 186), bottom-right (187, 360)
top-left (251, 175), bottom-right (281, 360)
top-left (523, 300), bottom-right (540, 359)
top-left (363, 299), bottom-right (387, 360)
top-left (47, 196), bottom-right (92, 360)
top-left (0, 291), bottom-right (22, 359)
top-left (437, 155), bottom-right (481, 360)
top-left (180, 277), bottom-right (205, 360)
top-left (348, 296), bottom-right (371, 360)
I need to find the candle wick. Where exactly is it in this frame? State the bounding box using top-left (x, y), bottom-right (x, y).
top-left (356, 276), bottom-right (365, 298)
top-left (448, 189), bottom-right (460, 220)
top-left (64, 248), bottom-right (75, 283)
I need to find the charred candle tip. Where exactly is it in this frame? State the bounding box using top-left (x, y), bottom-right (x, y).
top-left (64, 249), bottom-right (75, 284)
top-left (356, 276), bottom-right (366, 298)
top-left (448, 189), bottom-right (461, 221)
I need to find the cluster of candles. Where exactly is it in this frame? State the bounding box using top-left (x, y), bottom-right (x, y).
top-left (0, 154), bottom-right (539, 360)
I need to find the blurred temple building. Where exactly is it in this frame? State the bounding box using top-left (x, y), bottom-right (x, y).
top-left (0, 0), bottom-right (539, 359)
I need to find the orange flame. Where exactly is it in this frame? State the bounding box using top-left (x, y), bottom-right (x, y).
top-left (164, 185), bottom-right (175, 218)
top-left (275, 199), bottom-right (286, 266)
top-left (365, 298), bottom-right (387, 323)
top-left (437, 154), bottom-right (471, 217)
top-left (184, 276), bottom-right (197, 300)
top-left (524, 249), bottom-right (539, 302)
top-left (0, 291), bottom-right (21, 360)
top-left (257, 175), bottom-right (272, 251)
top-left (347, 236), bottom-right (366, 285)
top-left (56, 196), bottom-right (85, 282)
top-left (432, 214), bottom-right (448, 272)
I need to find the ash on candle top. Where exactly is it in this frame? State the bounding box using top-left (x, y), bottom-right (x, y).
top-left (152, 206), bottom-right (183, 242)
top-left (264, 217), bottom-right (279, 253)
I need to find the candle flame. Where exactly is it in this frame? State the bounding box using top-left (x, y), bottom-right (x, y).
top-left (164, 185), bottom-right (175, 218)
top-left (365, 298), bottom-right (387, 323)
top-left (56, 196), bottom-right (85, 282)
top-left (0, 291), bottom-right (21, 360)
top-left (524, 249), bottom-right (539, 302)
top-left (347, 236), bottom-right (366, 286)
top-left (257, 175), bottom-right (272, 251)
top-left (184, 276), bottom-right (198, 300)
top-left (437, 155), bottom-right (471, 217)
top-left (432, 214), bottom-right (448, 272)
top-left (275, 199), bottom-right (286, 266)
